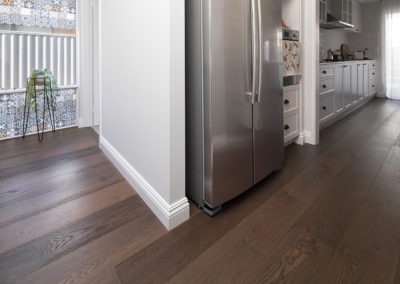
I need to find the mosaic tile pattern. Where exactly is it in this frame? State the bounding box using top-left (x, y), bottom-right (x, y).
top-left (0, 0), bottom-right (76, 30)
top-left (0, 87), bottom-right (77, 139)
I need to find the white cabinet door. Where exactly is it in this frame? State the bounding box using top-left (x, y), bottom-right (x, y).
top-left (352, 0), bottom-right (362, 32)
top-left (343, 65), bottom-right (351, 107)
top-left (368, 62), bottom-right (377, 97)
top-left (363, 63), bottom-right (369, 98)
top-left (350, 64), bottom-right (358, 103)
top-left (320, 92), bottom-right (335, 123)
top-left (335, 65), bottom-right (344, 113)
top-left (357, 63), bottom-right (364, 100)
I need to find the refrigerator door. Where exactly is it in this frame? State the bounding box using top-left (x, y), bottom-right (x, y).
top-left (203, 0), bottom-right (254, 208)
top-left (253, 0), bottom-right (284, 183)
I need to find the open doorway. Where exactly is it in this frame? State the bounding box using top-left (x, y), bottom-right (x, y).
top-left (0, 0), bottom-right (78, 140)
top-left (0, 0), bottom-right (100, 141)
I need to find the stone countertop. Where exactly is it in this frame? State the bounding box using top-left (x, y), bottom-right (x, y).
top-left (320, 59), bottom-right (376, 65)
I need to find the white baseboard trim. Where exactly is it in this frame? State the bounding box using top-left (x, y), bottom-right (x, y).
top-left (301, 131), bottom-right (317, 145)
top-left (99, 136), bottom-right (190, 231)
top-left (295, 134), bottom-right (305, 145)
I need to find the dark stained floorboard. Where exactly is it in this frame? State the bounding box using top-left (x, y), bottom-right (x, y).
top-left (0, 98), bottom-right (399, 283)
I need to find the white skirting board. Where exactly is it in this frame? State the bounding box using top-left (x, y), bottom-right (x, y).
top-left (99, 136), bottom-right (190, 231)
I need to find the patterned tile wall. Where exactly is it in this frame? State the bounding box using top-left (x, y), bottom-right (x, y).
top-left (0, 88), bottom-right (77, 139)
top-left (0, 0), bottom-right (76, 30)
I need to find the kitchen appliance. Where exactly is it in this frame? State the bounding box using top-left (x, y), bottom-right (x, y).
top-left (341, 44), bottom-right (349, 60)
top-left (327, 49), bottom-right (334, 61)
top-left (354, 51), bottom-right (364, 60)
top-left (283, 28), bottom-right (301, 86)
top-left (186, 0), bottom-right (284, 215)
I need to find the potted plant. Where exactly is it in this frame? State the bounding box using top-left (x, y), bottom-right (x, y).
top-left (26, 69), bottom-right (58, 112)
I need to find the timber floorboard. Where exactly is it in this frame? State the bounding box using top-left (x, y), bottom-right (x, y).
top-left (0, 98), bottom-right (400, 283)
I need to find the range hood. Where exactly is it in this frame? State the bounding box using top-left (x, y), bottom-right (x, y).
top-left (320, 13), bottom-right (354, 29)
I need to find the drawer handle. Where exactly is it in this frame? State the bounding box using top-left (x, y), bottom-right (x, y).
top-left (372, 85), bottom-right (375, 87)
top-left (284, 99), bottom-right (290, 105)
top-left (323, 85), bottom-right (327, 88)
top-left (323, 70), bottom-right (327, 74)
top-left (322, 106), bottom-right (327, 110)
top-left (284, 125), bottom-right (290, 130)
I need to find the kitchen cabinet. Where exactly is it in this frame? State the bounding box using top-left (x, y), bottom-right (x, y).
top-left (319, 60), bottom-right (377, 130)
top-left (350, 63), bottom-right (359, 104)
top-left (283, 84), bottom-right (300, 144)
top-left (351, 0), bottom-right (362, 33)
top-left (343, 64), bottom-right (351, 108)
top-left (319, 0), bottom-right (328, 22)
top-left (369, 62), bottom-right (377, 96)
top-left (320, 93), bottom-right (335, 123)
top-left (334, 64), bottom-right (351, 114)
top-left (334, 65), bottom-right (344, 113)
top-left (331, 0), bottom-right (353, 25)
top-left (357, 63), bottom-right (364, 100)
top-left (363, 63), bottom-right (369, 98)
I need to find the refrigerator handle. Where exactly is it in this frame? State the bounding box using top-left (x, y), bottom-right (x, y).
top-left (256, 0), bottom-right (263, 103)
top-left (249, 0), bottom-right (259, 105)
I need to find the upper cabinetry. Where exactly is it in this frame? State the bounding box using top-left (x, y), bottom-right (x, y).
top-left (332, 0), bottom-right (353, 26)
top-left (320, 0), bottom-right (362, 31)
top-left (350, 0), bottom-right (362, 33)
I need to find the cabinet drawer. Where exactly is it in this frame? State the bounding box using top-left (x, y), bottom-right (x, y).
top-left (369, 62), bottom-right (377, 70)
top-left (320, 78), bottom-right (334, 93)
top-left (369, 69), bottom-right (377, 80)
top-left (283, 112), bottom-right (299, 142)
top-left (283, 85), bottom-right (299, 113)
top-left (369, 82), bottom-right (377, 95)
top-left (320, 66), bottom-right (334, 78)
top-left (319, 93), bottom-right (335, 122)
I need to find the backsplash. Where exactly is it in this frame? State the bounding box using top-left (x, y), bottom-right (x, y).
top-left (0, 88), bottom-right (77, 140)
top-left (320, 29), bottom-right (380, 61)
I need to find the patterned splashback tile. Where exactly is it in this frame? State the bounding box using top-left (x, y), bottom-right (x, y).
top-left (0, 88), bottom-right (77, 139)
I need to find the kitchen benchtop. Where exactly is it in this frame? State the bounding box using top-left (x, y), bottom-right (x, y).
top-left (320, 59), bottom-right (376, 65)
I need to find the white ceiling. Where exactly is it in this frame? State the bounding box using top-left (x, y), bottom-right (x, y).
top-left (357, 0), bottom-right (380, 4)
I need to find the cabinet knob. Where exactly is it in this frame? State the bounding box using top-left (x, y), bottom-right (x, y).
top-left (284, 125), bottom-right (290, 130)
top-left (323, 70), bottom-right (327, 74)
top-left (373, 73), bottom-right (375, 75)
top-left (323, 85), bottom-right (327, 88)
top-left (372, 85), bottom-right (375, 87)
top-left (373, 65), bottom-right (375, 67)
top-left (322, 106), bottom-right (327, 110)
top-left (284, 99), bottom-right (290, 105)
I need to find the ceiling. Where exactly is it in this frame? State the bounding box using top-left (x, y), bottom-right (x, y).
top-left (357, 0), bottom-right (381, 3)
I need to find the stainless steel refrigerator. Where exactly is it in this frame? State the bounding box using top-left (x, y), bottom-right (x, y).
top-left (186, 0), bottom-right (284, 215)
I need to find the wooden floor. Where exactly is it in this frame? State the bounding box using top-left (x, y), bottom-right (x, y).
top-left (1, 98), bottom-right (400, 283)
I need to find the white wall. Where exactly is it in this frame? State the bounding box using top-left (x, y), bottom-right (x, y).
top-left (282, 0), bottom-right (301, 31)
top-left (99, 0), bottom-right (189, 230)
top-left (302, 0), bottom-right (319, 145)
